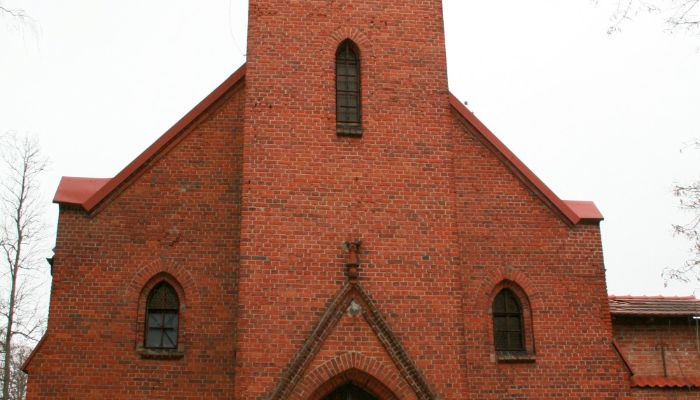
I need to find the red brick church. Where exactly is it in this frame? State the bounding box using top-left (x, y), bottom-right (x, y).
top-left (21, 0), bottom-right (700, 398)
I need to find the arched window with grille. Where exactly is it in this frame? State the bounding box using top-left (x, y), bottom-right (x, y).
top-left (145, 282), bottom-right (180, 349)
top-left (492, 288), bottom-right (525, 353)
top-left (336, 40), bottom-right (362, 136)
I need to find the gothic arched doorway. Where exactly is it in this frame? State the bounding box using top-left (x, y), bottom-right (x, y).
top-left (323, 383), bottom-right (378, 400)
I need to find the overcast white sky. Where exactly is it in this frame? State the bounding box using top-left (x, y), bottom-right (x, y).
top-left (1, 0), bottom-right (699, 297)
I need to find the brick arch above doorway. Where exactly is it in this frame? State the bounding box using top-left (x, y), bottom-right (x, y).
top-left (291, 353), bottom-right (412, 400)
top-left (267, 282), bottom-right (436, 400)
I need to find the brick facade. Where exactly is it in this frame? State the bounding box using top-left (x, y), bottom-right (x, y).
top-left (22, 0), bottom-right (698, 398)
top-left (611, 297), bottom-right (700, 399)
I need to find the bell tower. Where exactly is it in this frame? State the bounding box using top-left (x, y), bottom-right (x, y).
top-left (236, 1), bottom-right (463, 398)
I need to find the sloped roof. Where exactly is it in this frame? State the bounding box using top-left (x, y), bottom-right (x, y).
top-left (448, 95), bottom-right (603, 225)
top-left (609, 295), bottom-right (700, 317)
top-left (53, 64), bottom-right (602, 225)
top-left (53, 64), bottom-right (247, 212)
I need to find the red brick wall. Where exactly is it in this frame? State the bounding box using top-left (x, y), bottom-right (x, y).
top-left (614, 316), bottom-right (700, 399)
top-left (236, 0), bottom-right (465, 398)
top-left (451, 110), bottom-right (630, 398)
top-left (26, 0), bottom-right (667, 398)
top-left (25, 81), bottom-right (245, 399)
top-left (233, 0), bottom-right (631, 398)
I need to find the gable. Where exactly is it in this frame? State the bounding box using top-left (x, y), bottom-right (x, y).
top-left (53, 72), bottom-right (600, 228)
top-left (53, 64), bottom-right (246, 214)
top-left (449, 94), bottom-right (602, 226)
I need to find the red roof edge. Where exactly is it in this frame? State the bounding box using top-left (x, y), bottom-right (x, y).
top-left (565, 200), bottom-right (603, 223)
top-left (21, 333), bottom-right (47, 374)
top-left (610, 295), bottom-right (697, 300)
top-left (54, 63), bottom-right (247, 213)
top-left (609, 295), bottom-right (700, 316)
top-left (448, 94), bottom-right (603, 226)
top-left (631, 376), bottom-right (700, 389)
top-left (53, 177), bottom-right (110, 206)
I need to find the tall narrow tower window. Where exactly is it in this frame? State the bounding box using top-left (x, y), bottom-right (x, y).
top-left (336, 40), bottom-right (362, 136)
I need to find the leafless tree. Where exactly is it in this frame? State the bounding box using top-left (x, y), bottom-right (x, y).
top-left (0, 134), bottom-right (48, 400)
top-left (664, 141), bottom-right (700, 284)
top-left (607, 0), bottom-right (700, 36)
top-left (0, 340), bottom-right (30, 400)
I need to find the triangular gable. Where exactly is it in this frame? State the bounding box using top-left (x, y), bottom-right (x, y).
top-left (449, 94), bottom-right (602, 226)
top-left (53, 64), bottom-right (246, 213)
top-left (53, 67), bottom-right (600, 226)
top-left (268, 282), bottom-right (436, 400)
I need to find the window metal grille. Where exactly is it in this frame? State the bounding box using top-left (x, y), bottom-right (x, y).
top-left (492, 289), bottom-right (525, 352)
top-left (145, 283), bottom-right (179, 349)
top-left (336, 41), bottom-right (361, 134)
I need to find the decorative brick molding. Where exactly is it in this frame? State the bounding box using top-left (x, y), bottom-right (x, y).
top-left (292, 353), bottom-right (410, 400)
top-left (133, 272), bottom-right (187, 357)
top-left (473, 267), bottom-right (540, 362)
top-left (267, 282), bottom-right (436, 400)
top-left (123, 258), bottom-right (198, 303)
top-left (328, 27), bottom-right (372, 59)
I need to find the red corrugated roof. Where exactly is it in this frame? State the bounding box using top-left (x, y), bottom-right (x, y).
top-left (609, 295), bottom-right (700, 316)
top-left (632, 376), bottom-right (700, 388)
top-left (53, 65), bottom-right (603, 225)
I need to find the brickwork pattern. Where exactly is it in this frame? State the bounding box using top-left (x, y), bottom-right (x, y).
top-left (24, 0), bottom-right (692, 398)
top-left (614, 316), bottom-right (700, 399)
top-left (238, 0), bottom-right (463, 398)
top-left (25, 82), bottom-right (246, 399)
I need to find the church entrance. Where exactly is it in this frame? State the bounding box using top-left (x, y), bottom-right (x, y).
top-left (322, 383), bottom-right (379, 400)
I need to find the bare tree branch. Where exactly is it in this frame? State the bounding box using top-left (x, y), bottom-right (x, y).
top-left (0, 5), bottom-right (26, 19)
top-left (0, 133), bottom-right (48, 400)
top-left (664, 141), bottom-right (700, 284)
top-left (604, 0), bottom-right (700, 37)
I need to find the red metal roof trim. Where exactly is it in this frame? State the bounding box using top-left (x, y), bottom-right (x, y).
top-left (632, 376), bottom-right (700, 389)
top-left (609, 295), bottom-right (700, 316)
top-left (54, 64), bottom-right (247, 212)
top-left (448, 94), bottom-right (603, 225)
top-left (53, 177), bottom-right (110, 206)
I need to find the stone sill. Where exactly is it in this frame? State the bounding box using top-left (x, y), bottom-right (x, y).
top-left (136, 347), bottom-right (185, 360)
top-left (496, 352), bottom-right (536, 363)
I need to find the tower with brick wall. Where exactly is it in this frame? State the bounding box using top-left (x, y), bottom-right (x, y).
top-left (21, 1), bottom-right (650, 398)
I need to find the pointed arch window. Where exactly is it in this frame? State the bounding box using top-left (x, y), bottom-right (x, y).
top-left (145, 282), bottom-right (180, 349)
top-left (492, 289), bottom-right (525, 352)
top-left (336, 40), bottom-right (362, 136)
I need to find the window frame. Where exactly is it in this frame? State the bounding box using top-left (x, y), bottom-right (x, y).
top-left (135, 275), bottom-right (186, 359)
top-left (144, 282), bottom-right (180, 350)
top-left (488, 282), bottom-right (536, 363)
top-left (492, 289), bottom-right (525, 353)
top-left (336, 40), bottom-right (362, 136)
